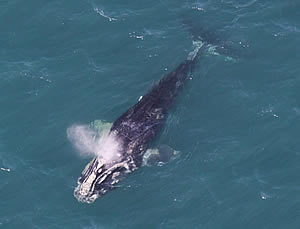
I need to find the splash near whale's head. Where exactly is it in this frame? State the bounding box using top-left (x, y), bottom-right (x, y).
top-left (67, 122), bottom-right (131, 203)
top-left (67, 124), bottom-right (122, 161)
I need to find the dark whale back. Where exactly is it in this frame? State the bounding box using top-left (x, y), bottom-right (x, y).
top-left (110, 59), bottom-right (196, 163)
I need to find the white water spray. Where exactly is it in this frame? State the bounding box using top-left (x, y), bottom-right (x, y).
top-left (67, 123), bottom-right (122, 163)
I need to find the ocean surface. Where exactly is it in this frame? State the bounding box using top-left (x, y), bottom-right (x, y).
top-left (1, 0), bottom-right (300, 228)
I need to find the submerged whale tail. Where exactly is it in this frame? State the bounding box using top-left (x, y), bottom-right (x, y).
top-left (187, 40), bottom-right (205, 61)
top-left (183, 17), bottom-right (247, 61)
top-left (187, 39), bottom-right (205, 73)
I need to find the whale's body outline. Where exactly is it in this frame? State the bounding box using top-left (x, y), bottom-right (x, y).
top-left (74, 40), bottom-right (205, 203)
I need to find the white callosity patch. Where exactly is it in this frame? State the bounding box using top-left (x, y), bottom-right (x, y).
top-left (67, 120), bottom-right (122, 163)
top-left (74, 157), bottom-right (105, 203)
top-left (74, 157), bottom-right (132, 203)
top-left (78, 158), bottom-right (104, 195)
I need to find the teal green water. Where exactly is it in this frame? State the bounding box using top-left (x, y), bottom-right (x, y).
top-left (1, 0), bottom-right (300, 228)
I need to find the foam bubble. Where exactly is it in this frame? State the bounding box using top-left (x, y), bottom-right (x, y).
top-left (67, 124), bottom-right (122, 162)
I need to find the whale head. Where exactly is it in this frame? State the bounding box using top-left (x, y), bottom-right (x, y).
top-left (74, 156), bottom-right (133, 203)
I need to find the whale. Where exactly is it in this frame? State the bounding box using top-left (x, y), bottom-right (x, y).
top-left (74, 40), bottom-right (205, 203)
